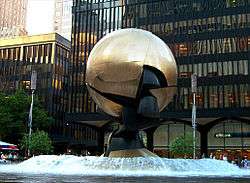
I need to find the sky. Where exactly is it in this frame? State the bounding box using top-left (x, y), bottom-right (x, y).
top-left (26, 0), bottom-right (55, 35)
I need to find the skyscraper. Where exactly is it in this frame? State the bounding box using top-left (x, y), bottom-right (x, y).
top-left (0, 33), bottom-right (73, 152)
top-left (54, 0), bottom-right (73, 40)
top-left (70, 0), bottom-right (250, 158)
top-left (0, 0), bottom-right (28, 38)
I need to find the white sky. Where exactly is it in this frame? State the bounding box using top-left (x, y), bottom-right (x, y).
top-left (26, 0), bottom-right (55, 35)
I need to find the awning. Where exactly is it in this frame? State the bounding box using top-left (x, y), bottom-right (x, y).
top-left (65, 112), bottom-right (112, 128)
top-left (0, 141), bottom-right (19, 151)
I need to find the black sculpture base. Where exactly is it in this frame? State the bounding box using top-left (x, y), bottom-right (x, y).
top-left (104, 131), bottom-right (158, 157)
top-left (103, 82), bottom-right (161, 158)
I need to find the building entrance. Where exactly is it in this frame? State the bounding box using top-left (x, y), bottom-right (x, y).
top-left (208, 120), bottom-right (250, 161)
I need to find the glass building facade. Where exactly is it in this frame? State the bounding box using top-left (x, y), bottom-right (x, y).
top-left (0, 33), bottom-right (101, 154)
top-left (0, 33), bottom-right (71, 151)
top-left (0, 0), bottom-right (28, 38)
top-left (54, 0), bottom-right (73, 40)
top-left (70, 0), bottom-right (250, 158)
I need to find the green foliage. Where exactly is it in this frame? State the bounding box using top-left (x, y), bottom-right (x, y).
top-left (0, 90), bottom-right (54, 144)
top-left (228, 0), bottom-right (237, 7)
top-left (169, 133), bottom-right (194, 158)
top-left (21, 130), bottom-right (53, 156)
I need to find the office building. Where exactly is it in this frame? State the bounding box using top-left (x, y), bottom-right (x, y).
top-left (54, 0), bottom-right (73, 40)
top-left (0, 0), bottom-right (28, 38)
top-left (70, 0), bottom-right (250, 158)
top-left (0, 33), bottom-right (73, 152)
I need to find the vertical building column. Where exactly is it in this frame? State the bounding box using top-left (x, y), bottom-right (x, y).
top-left (145, 127), bottom-right (157, 152)
top-left (20, 45), bottom-right (24, 61)
top-left (200, 127), bottom-right (208, 158)
top-left (51, 42), bottom-right (56, 64)
top-left (97, 128), bottom-right (105, 155)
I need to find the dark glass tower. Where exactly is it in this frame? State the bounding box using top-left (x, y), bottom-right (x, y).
top-left (0, 33), bottom-right (70, 151)
top-left (71, 0), bottom-right (250, 158)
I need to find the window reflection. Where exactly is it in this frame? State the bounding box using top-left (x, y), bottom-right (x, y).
top-left (178, 84), bottom-right (250, 110)
top-left (178, 60), bottom-right (248, 77)
top-left (171, 36), bottom-right (249, 57)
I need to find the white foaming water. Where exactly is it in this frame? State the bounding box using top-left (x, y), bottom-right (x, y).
top-left (0, 155), bottom-right (249, 177)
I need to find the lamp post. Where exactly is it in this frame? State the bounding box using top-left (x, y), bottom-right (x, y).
top-left (28, 70), bottom-right (37, 157)
top-left (191, 74), bottom-right (197, 159)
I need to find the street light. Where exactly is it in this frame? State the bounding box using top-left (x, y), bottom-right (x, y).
top-left (191, 73), bottom-right (197, 159)
top-left (28, 70), bottom-right (37, 157)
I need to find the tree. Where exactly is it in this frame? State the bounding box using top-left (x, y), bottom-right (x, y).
top-left (21, 130), bottom-right (53, 156)
top-left (0, 90), bottom-right (54, 144)
top-left (169, 133), bottom-right (194, 158)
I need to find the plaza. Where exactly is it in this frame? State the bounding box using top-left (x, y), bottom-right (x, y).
top-left (0, 0), bottom-right (250, 160)
top-left (1, 1), bottom-right (250, 182)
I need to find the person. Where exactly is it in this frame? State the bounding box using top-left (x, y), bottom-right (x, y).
top-left (223, 154), bottom-right (228, 161)
top-left (13, 153), bottom-right (18, 161)
top-left (202, 153), bottom-right (206, 159)
top-left (237, 157), bottom-right (242, 167)
top-left (219, 154), bottom-right (223, 160)
top-left (8, 152), bottom-right (13, 160)
top-left (235, 158), bottom-right (239, 166)
top-left (209, 153), bottom-right (213, 159)
top-left (1, 153), bottom-right (6, 160)
top-left (242, 157), bottom-right (248, 168)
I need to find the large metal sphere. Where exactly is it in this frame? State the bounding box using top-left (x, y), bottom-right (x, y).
top-left (86, 28), bottom-right (177, 117)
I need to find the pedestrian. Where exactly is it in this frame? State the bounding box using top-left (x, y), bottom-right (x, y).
top-left (219, 154), bottom-right (223, 160)
top-left (237, 157), bottom-right (242, 167)
top-left (8, 152), bottom-right (13, 160)
top-left (1, 153), bottom-right (6, 160)
top-left (242, 157), bottom-right (248, 168)
top-left (209, 153), bottom-right (213, 159)
top-left (202, 153), bottom-right (205, 159)
top-left (13, 153), bottom-right (18, 161)
top-left (223, 154), bottom-right (228, 161)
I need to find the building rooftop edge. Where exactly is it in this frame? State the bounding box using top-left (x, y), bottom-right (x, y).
top-left (0, 32), bottom-right (70, 48)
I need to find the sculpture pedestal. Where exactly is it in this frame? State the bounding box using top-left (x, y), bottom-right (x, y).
top-left (105, 135), bottom-right (158, 157)
top-left (108, 148), bottom-right (158, 157)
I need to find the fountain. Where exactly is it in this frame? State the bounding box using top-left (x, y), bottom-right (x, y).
top-left (0, 29), bottom-right (249, 181)
top-left (0, 155), bottom-right (249, 177)
top-left (86, 28), bottom-right (176, 157)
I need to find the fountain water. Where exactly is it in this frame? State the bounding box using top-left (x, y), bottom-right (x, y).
top-left (0, 155), bottom-right (249, 177)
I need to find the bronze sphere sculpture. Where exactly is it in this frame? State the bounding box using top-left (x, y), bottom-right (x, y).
top-left (86, 28), bottom-right (177, 118)
top-left (86, 28), bottom-right (177, 157)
